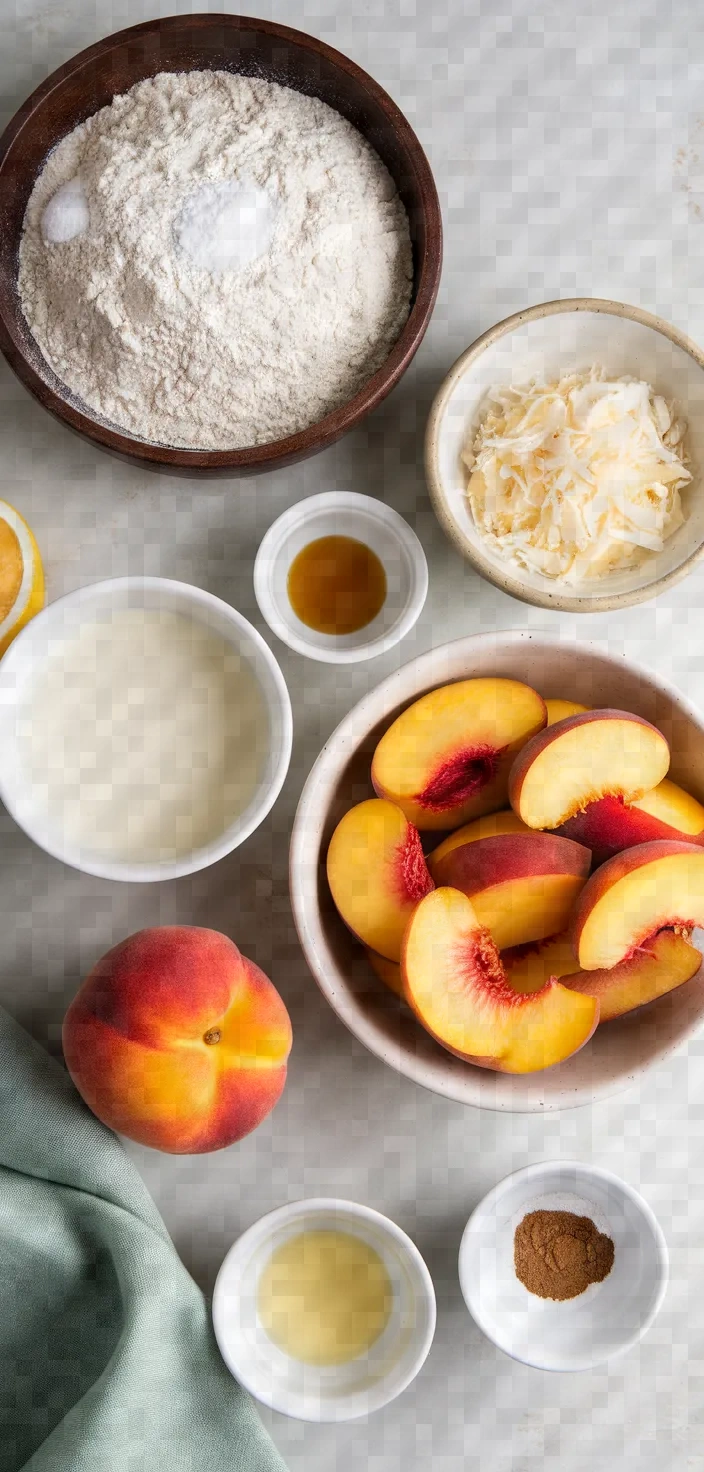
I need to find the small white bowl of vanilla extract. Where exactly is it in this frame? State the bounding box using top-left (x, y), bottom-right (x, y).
top-left (253, 492), bottom-right (428, 663)
top-left (212, 1197), bottom-right (436, 1421)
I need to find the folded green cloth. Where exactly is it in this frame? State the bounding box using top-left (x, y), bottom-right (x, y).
top-left (0, 1006), bottom-right (287, 1472)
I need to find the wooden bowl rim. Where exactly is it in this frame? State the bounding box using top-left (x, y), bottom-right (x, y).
top-left (0, 12), bottom-right (442, 471)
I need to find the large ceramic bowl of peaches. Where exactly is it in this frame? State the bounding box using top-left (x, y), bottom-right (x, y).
top-left (290, 631), bottom-right (704, 1110)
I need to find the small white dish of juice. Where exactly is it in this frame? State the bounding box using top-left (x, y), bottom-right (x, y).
top-left (0, 576), bottom-right (292, 881)
top-left (212, 1197), bottom-right (436, 1421)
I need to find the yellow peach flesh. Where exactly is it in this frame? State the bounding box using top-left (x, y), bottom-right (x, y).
top-left (402, 888), bottom-right (598, 1074)
top-left (326, 798), bottom-right (433, 962)
top-left (372, 678), bottom-right (546, 831)
top-left (632, 777), bottom-right (704, 837)
top-left (564, 930), bottom-right (701, 1020)
top-left (576, 846), bottom-right (704, 970)
top-left (471, 873), bottom-right (587, 951)
top-left (431, 831), bottom-right (590, 949)
top-left (512, 713), bottom-right (670, 830)
top-left (502, 934), bottom-right (579, 994)
top-left (545, 699), bottom-right (590, 725)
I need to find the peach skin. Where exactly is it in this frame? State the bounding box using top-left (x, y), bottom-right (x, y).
top-left (401, 888), bottom-right (598, 1073)
top-left (572, 840), bottom-right (704, 970)
top-left (371, 677), bottom-right (546, 831)
top-left (62, 927), bottom-right (292, 1154)
top-left (430, 831), bottom-right (591, 950)
top-left (555, 777), bottom-right (704, 863)
top-left (326, 798), bottom-right (434, 961)
top-left (509, 709), bottom-right (670, 831)
top-left (428, 809), bottom-right (530, 871)
top-left (563, 929), bottom-right (702, 1020)
top-left (545, 699), bottom-right (590, 725)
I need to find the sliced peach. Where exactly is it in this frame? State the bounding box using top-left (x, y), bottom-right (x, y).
top-left (634, 777), bottom-right (704, 835)
top-left (371, 678), bottom-right (546, 831)
top-left (430, 832), bottom-right (591, 950)
top-left (563, 929), bottom-right (701, 1020)
top-left (573, 839), bottom-right (704, 970)
top-left (506, 926), bottom-right (702, 1017)
top-left (509, 709), bottom-right (670, 831)
top-left (502, 933), bottom-right (579, 994)
top-left (326, 798), bottom-right (434, 962)
top-left (428, 810), bottom-right (530, 872)
top-left (556, 777), bottom-right (704, 862)
top-left (545, 699), bottom-right (590, 725)
top-left (401, 888), bottom-right (598, 1073)
top-left (366, 948), bottom-right (404, 998)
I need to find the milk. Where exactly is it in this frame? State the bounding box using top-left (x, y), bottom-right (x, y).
top-left (19, 606), bottom-right (267, 863)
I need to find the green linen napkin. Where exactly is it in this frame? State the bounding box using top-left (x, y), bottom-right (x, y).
top-left (0, 1005), bottom-right (287, 1472)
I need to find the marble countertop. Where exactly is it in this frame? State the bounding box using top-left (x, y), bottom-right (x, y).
top-left (1, 2), bottom-right (703, 1468)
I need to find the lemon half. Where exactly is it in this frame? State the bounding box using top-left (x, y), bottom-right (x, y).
top-left (0, 500), bottom-right (44, 658)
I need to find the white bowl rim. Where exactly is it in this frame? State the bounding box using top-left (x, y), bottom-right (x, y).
top-left (253, 490), bottom-right (429, 664)
top-left (457, 1160), bottom-right (669, 1372)
top-left (289, 628), bottom-right (704, 1111)
top-left (211, 1194), bottom-right (437, 1421)
top-left (0, 575), bottom-right (293, 882)
top-left (425, 295), bottom-right (704, 614)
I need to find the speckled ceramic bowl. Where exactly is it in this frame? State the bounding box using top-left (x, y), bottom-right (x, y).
top-left (289, 630), bottom-right (704, 1112)
top-left (458, 1162), bottom-right (668, 1370)
top-left (425, 298), bottom-right (704, 612)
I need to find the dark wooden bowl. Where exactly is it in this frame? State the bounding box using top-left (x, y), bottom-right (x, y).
top-left (0, 14), bottom-right (442, 475)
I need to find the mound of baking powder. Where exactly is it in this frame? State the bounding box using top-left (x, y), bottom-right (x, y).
top-left (18, 71), bottom-right (413, 450)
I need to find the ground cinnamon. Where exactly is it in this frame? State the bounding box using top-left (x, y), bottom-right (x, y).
top-left (514, 1209), bottom-right (614, 1301)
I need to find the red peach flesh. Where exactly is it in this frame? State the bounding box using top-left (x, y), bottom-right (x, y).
top-left (417, 745), bottom-right (502, 813)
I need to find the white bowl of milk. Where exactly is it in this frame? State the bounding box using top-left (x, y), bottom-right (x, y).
top-left (0, 577), bottom-right (292, 881)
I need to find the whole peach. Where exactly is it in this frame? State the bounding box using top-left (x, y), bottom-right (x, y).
top-left (63, 927), bottom-right (292, 1153)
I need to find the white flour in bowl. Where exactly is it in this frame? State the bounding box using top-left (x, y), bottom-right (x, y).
top-left (18, 70), bottom-right (413, 450)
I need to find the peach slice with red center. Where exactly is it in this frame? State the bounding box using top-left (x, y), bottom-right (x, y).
top-left (556, 777), bottom-right (704, 862)
top-left (365, 948), bottom-right (404, 998)
top-left (563, 929), bottom-right (702, 1021)
top-left (573, 839), bottom-right (704, 971)
top-left (371, 678), bottom-right (546, 832)
top-left (509, 709), bottom-right (670, 831)
top-left (545, 699), bottom-right (590, 725)
top-left (429, 831), bottom-right (591, 950)
top-left (401, 888), bottom-right (599, 1073)
top-left (326, 798), bottom-right (434, 962)
top-left (428, 810), bottom-right (530, 870)
top-left (504, 927), bottom-right (702, 1019)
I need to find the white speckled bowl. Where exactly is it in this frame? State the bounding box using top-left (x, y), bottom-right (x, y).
top-left (253, 491), bottom-right (428, 663)
top-left (212, 1197), bottom-right (436, 1422)
top-left (459, 1162), bottom-right (668, 1371)
top-left (425, 298), bottom-right (704, 612)
top-left (289, 630), bottom-right (704, 1112)
top-left (0, 577), bottom-right (292, 882)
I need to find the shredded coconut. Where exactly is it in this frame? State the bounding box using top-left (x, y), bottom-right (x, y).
top-left (18, 71), bottom-right (413, 450)
top-left (463, 368), bottom-right (691, 583)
